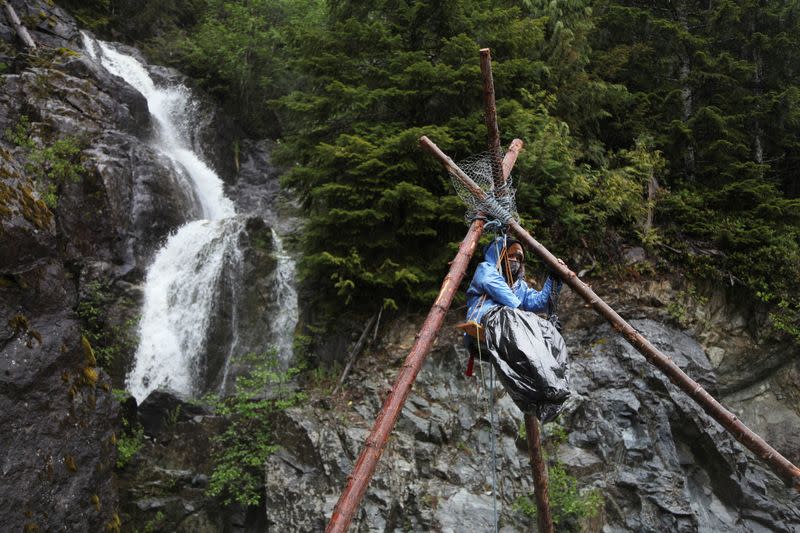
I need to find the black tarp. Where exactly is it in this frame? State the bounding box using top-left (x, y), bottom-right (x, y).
top-left (482, 307), bottom-right (570, 422)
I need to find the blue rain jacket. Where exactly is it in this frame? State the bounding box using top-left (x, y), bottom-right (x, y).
top-left (465, 236), bottom-right (553, 324)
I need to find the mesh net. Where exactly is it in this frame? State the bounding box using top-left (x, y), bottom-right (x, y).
top-left (448, 151), bottom-right (518, 226)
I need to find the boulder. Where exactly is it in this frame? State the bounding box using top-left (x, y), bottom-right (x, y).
top-left (138, 388), bottom-right (211, 439)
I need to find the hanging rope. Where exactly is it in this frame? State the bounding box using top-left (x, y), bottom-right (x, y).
top-left (473, 327), bottom-right (499, 532)
top-left (488, 347), bottom-right (499, 533)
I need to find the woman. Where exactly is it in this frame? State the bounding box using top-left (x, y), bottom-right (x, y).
top-left (464, 236), bottom-right (569, 421)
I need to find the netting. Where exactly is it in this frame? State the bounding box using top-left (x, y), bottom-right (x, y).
top-left (448, 150), bottom-right (518, 227)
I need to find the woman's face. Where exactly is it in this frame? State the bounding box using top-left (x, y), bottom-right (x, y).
top-left (508, 243), bottom-right (524, 277)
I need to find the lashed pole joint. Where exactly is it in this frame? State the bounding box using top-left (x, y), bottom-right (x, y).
top-left (419, 135), bottom-right (800, 492)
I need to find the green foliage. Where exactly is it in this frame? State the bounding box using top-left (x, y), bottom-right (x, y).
top-left (133, 511), bottom-right (166, 533)
top-left (516, 422), bottom-right (602, 530)
top-left (76, 281), bottom-right (137, 370)
top-left (666, 285), bottom-right (709, 329)
top-left (4, 116), bottom-right (86, 209)
top-left (590, 0), bottom-right (800, 344)
top-left (67, 0), bottom-right (800, 343)
top-left (4, 115), bottom-right (35, 149)
top-left (515, 463), bottom-right (603, 531)
top-left (143, 0), bottom-right (325, 137)
top-left (116, 420), bottom-right (145, 469)
top-left (272, 0), bottom-right (637, 318)
top-left (206, 350), bottom-right (306, 507)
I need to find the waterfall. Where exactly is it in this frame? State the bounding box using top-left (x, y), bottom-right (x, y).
top-left (271, 229), bottom-right (299, 361)
top-left (129, 218), bottom-right (243, 398)
top-left (82, 34), bottom-right (298, 402)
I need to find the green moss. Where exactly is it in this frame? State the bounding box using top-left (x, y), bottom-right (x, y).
top-left (16, 183), bottom-right (53, 230)
top-left (90, 494), bottom-right (101, 512)
top-left (81, 336), bottom-right (97, 367)
top-left (105, 513), bottom-right (121, 533)
top-left (64, 455), bottom-right (77, 473)
top-left (56, 47), bottom-right (79, 57)
top-left (83, 367), bottom-right (98, 385)
top-left (5, 115), bottom-right (86, 214)
top-left (77, 283), bottom-right (137, 371)
top-left (9, 314), bottom-right (29, 334)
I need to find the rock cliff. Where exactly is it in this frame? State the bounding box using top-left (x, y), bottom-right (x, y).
top-left (2, 1), bottom-right (799, 532)
top-left (0, 1), bottom-right (285, 529)
top-left (114, 281), bottom-right (800, 532)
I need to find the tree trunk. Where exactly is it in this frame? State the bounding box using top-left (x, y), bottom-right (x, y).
top-left (644, 170), bottom-right (658, 234)
top-left (332, 313), bottom-right (379, 395)
top-left (3, 2), bottom-right (37, 50)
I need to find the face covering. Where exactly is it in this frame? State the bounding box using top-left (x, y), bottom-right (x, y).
top-left (509, 259), bottom-right (521, 278)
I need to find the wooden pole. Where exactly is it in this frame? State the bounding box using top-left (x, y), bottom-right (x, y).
top-left (3, 2), bottom-right (36, 50)
top-left (480, 48), bottom-right (505, 192)
top-left (503, 138), bottom-right (524, 180)
top-left (326, 141), bottom-right (524, 532)
top-left (420, 134), bottom-right (800, 492)
top-left (326, 219), bottom-right (485, 533)
top-left (525, 414), bottom-right (554, 533)
top-left (481, 61), bottom-right (555, 526)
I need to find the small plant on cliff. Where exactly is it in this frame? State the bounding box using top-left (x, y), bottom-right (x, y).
top-left (515, 463), bottom-right (603, 531)
top-left (77, 281), bottom-right (138, 370)
top-left (116, 418), bottom-right (145, 469)
top-left (4, 115), bottom-right (86, 209)
top-left (206, 350), bottom-right (306, 507)
top-left (515, 423), bottom-right (603, 531)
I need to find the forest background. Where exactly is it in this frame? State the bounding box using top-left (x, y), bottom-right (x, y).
top-left (64, 0), bottom-right (800, 347)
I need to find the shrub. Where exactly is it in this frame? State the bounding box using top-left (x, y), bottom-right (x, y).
top-left (206, 350), bottom-right (306, 507)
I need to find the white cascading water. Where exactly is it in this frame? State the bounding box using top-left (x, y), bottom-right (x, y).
top-left (271, 229), bottom-right (299, 359)
top-left (82, 34), bottom-right (298, 401)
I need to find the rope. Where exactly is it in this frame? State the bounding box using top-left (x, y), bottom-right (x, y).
top-left (476, 328), bottom-right (486, 401)
top-left (468, 215), bottom-right (505, 234)
top-left (474, 329), bottom-right (498, 531)
top-left (489, 361), bottom-right (499, 533)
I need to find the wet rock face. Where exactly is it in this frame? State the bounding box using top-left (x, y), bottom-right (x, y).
top-left (5, 0), bottom-right (80, 50)
top-left (0, 122), bottom-right (119, 532)
top-left (202, 216), bottom-right (287, 395)
top-left (115, 389), bottom-right (265, 533)
top-left (83, 130), bottom-right (202, 270)
top-left (259, 307), bottom-right (800, 532)
top-left (563, 315), bottom-right (800, 532)
top-left (0, 0), bottom-right (226, 530)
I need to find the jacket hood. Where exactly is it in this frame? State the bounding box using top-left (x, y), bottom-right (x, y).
top-left (483, 236), bottom-right (521, 265)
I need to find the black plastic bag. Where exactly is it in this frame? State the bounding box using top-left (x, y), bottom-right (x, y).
top-left (482, 306), bottom-right (569, 422)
